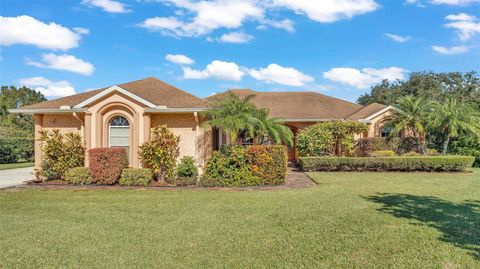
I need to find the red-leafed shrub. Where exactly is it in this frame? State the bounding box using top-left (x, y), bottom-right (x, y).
top-left (88, 148), bottom-right (128, 185)
top-left (246, 145), bottom-right (288, 185)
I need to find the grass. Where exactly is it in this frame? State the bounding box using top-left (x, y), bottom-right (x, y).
top-left (0, 162), bottom-right (34, 170)
top-left (1, 169), bottom-right (479, 268)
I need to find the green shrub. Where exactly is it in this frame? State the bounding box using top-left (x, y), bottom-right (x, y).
top-left (450, 136), bottom-right (480, 167)
top-left (173, 177), bottom-right (198, 187)
top-left (0, 140), bottom-right (17, 163)
top-left (298, 121), bottom-right (368, 157)
top-left (356, 137), bottom-right (419, 157)
top-left (65, 167), bottom-right (92, 185)
top-left (299, 156), bottom-right (475, 172)
top-left (176, 156), bottom-right (198, 178)
top-left (371, 150), bottom-right (396, 157)
top-left (246, 145), bottom-right (288, 185)
top-left (200, 145), bottom-right (260, 187)
top-left (139, 125), bottom-right (180, 181)
top-left (40, 130), bottom-right (85, 180)
top-left (0, 137), bottom-right (34, 163)
top-left (403, 151), bottom-right (420, 156)
top-left (119, 168), bottom-right (153, 186)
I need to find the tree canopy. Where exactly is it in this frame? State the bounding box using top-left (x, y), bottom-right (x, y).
top-left (0, 86), bottom-right (46, 138)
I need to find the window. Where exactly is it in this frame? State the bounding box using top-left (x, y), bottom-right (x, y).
top-left (109, 115), bottom-right (130, 157)
top-left (380, 126), bottom-right (393, 137)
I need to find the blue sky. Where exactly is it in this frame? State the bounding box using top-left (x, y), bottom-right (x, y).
top-left (1, 0), bottom-right (479, 102)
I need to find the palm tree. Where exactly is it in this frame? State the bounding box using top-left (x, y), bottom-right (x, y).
top-left (388, 96), bottom-right (429, 155)
top-left (252, 108), bottom-right (293, 146)
top-left (204, 93), bottom-right (293, 146)
top-left (430, 97), bottom-right (480, 155)
top-left (203, 93), bottom-right (258, 144)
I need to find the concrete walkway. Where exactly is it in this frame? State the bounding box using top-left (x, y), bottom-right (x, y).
top-left (284, 166), bottom-right (316, 188)
top-left (0, 167), bottom-right (34, 189)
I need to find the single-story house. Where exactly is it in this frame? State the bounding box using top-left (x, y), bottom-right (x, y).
top-left (11, 77), bottom-right (395, 169)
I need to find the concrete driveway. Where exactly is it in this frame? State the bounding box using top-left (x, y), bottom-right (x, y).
top-left (0, 167), bottom-right (34, 189)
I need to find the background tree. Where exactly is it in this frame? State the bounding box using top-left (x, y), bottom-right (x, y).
top-left (0, 86), bottom-right (46, 137)
top-left (430, 97), bottom-right (480, 155)
top-left (388, 96), bottom-right (429, 155)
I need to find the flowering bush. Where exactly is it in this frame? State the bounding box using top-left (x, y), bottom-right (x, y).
top-left (88, 147), bottom-right (128, 185)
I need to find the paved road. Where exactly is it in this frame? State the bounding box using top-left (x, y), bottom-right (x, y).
top-left (0, 167), bottom-right (34, 189)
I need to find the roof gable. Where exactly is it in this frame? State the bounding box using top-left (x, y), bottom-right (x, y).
top-left (74, 85), bottom-right (157, 108)
top-left (20, 77), bottom-right (208, 110)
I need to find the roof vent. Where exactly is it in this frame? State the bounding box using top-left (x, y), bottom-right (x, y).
top-left (60, 105), bottom-right (71, 110)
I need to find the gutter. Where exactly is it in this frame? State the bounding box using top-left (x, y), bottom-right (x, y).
top-left (8, 108), bottom-right (88, 114)
top-left (144, 107), bottom-right (210, 113)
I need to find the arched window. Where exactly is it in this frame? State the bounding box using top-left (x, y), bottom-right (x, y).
top-left (109, 115), bottom-right (130, 156)
top-left (380, 126), bottom-right (393, 138)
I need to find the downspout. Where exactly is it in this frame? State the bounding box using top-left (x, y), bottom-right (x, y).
top-left (194, 112), bottom-right (200, 166)
top-left (73, 112), bottom-right (85, 138)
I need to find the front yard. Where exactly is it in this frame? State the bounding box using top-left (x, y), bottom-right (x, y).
top-left (1, 169), bottom-right (479, 268)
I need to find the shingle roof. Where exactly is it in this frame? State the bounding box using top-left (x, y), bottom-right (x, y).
top-left (206, 89), bottom-right (365, 120)
top-left (21, 77), bottom-right (208, 109)
top-left (347, 103), bottom-right (388, 120)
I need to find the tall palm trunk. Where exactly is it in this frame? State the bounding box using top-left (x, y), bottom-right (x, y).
top-left (442, 135), bottom-right (450, 155)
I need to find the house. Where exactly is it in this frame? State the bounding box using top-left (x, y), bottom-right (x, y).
top-left (11, 77), bottom-right (395, 169)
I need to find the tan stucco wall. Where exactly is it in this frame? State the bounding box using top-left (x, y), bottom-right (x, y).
top-left (151, 113), bottom-right (212, 168)
top-left (42, 114), bottom-right (82, 134)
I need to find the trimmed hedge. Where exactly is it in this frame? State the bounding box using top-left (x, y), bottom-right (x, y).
top-left (119, 168), bottom-right (153, 186)
top-left (89, 148), bottom-right (128, 185)
top-left (299, 156), bottom-right (475, 172)
top-left (176, 156), bottom-right (198, 178)
top-left (0, 137), bottom-right (34, 163)
top-left (246, 145), bottom-right (288, 185)
top-left (65, 167), bottom-right (92, 185)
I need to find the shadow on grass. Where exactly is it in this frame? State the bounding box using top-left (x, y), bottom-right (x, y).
top-left (365, 193), bottom-right (480, 259)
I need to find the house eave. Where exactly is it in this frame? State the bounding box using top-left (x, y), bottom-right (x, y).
top-left (8, 108), bottom-right (88, 114)
top-left (144, 107), bottom-right (210, 113)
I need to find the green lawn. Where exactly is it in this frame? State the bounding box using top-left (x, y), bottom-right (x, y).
top-left (1, 169), bottom-right (479, 268)
top-left (0, 162), bottom-right (34, 170)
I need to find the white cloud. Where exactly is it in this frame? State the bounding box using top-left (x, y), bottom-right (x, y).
top-left (218, 32), bottom-right (253, 43)
top-left (165, 54), bottom-right (195, 65)
top-left (140, 0), bottom-right (263, 37)
top-left (26, 53), bottom-right (94, 76)
top-left (0, 15), bottom-right (82, 50)
top-left (183, 60), bottom-right (244, 81)
top-left (18, 77), bottom-right (76, 97)
top-left (272, 0), bottom-right (379, 23)
top-left (432, 45), bottom-right (470, 54)
top-left (249, 63), bottom-right (314, 86)
top-left (444, 13), bottom-right (480, 41)
top-left (323, 67), bottom-right (407, 89)
top-left (73, 27), bottom-right (90, 35)
top-left (258, 18), bottom-right (295, 32)
top-left (407, 0), bottom-right (479, 5)
top-left (82, 0), bottom-right (130, 13)
top-left (431, 0), bottom-right (480, 5)
top-left (385, 33), bottom-right (411, 42)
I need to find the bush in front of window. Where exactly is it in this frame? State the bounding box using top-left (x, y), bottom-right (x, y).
top-left (88, 147), bottom-right (128, 185)
top-left (119, 168), bottom-right (153, 186)
top-left (139, 125), bottom-right (180, 181)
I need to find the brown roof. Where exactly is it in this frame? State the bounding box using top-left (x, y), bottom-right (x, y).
top-left (347, 103), bottom-right (388, 120)
top-left (22, 77), bottom-right (208, 109)
top-left (206, 89), bottom-right (365, 120)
